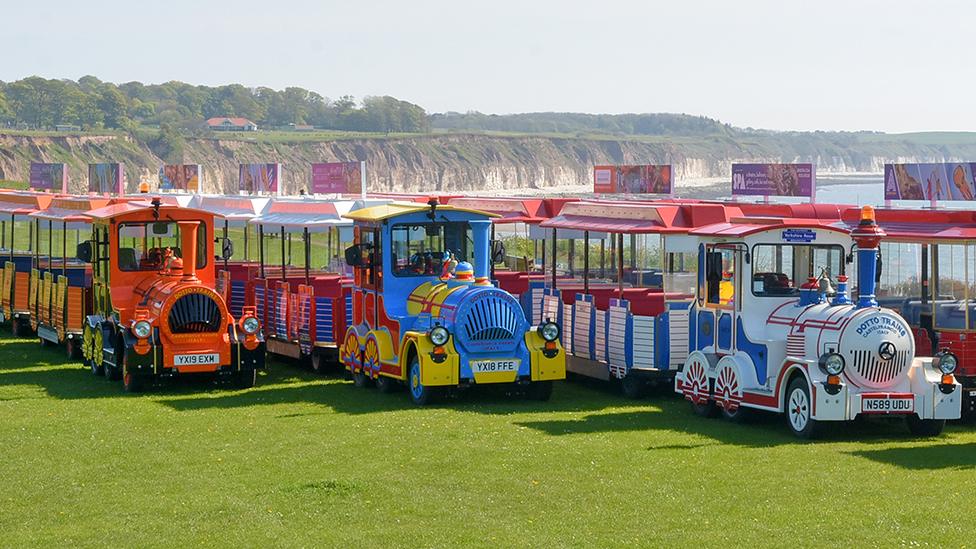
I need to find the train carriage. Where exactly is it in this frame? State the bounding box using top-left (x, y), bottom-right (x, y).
top-left (0, 191), bottom-right (56, 334)
top-left (534, 200), bottom-right (730, 396)
top-left (674, 207), bottom-right (961, 437)
top-left (79, 198), bottom-right (265, 391)
top-left (247, 198), bottom-right (380, 370)
top-left (28, 196), bottom-right (110, 357)
top-left (341, 200), bottom-right (566, 404)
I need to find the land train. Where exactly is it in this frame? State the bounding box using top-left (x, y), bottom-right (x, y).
top-left (674, 207), bottom-right (961, 437)
top-left (340, 200), bottom-right (566, 404)
top-left (75, 198), bottom-right (266, 391)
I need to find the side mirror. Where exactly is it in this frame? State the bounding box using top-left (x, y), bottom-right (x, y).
top-left (875, 252), bottom-right (883, 283)
top-left (344, 244), bottom-right (363, 267)
top-left (425, 223), bottom-right (440, 238)
top-left (76, 241), bottom-right (92, 263)
top-left (220, 237), bottom-right (234, 261)
top-left (491, 239), bottom-right (506, 264)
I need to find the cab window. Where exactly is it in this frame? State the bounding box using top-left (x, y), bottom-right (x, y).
top-left (751, 244), bottom-right (844, 297)
top-left (391, 222), bottom-right (473, 277)
top-left (117, 221), bottom-right (207, 272)
top-left (705, 245), bottom-right (737, 307)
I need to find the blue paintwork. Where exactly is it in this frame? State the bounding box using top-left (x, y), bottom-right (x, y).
top-left (655, 313), bottom-right (670, 369)
top-left (735, 317), bottom-right (768, 383)
top-left (717, 312), bottom-right (733, 350)
top-left (857, 247), bottom-right (879, 308)
top-left (695, 308), bottom-right (714, 351)
top-left (315, 296), bottom-right (334, 343)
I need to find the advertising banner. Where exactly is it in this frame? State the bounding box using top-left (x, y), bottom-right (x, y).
top-left (238, 163), bottom-right (280, 194)
top-left (29, 162), bottom-right (67, 192)
top-left (159, 164), bottom-right (202, 192)
top-left (731, 163), bottom-right (814, 198)
top-left (311, 162), bottom-right (362, 194)
top-left (593, 164), bottom-right (672, 194)
top-left (88, 163), bottom-right (125, 195)
top-left (884, 162), bottom-right (976, 201)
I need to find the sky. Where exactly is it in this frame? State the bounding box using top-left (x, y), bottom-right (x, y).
top-left (2, 0), bottom-right (973, 133)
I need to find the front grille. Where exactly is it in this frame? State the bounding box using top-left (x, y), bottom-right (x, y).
top-left (168, 292), bottom-right (222, 334)
top-left (456, 291), bottom-right (523, 345)
top-left (851, 349), bottom-right (910, 388)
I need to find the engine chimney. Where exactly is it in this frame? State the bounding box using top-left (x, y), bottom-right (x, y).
top-left (851, 206), bottom-right (886, 309)
top-left (178, 220), bottom-right (200, 281)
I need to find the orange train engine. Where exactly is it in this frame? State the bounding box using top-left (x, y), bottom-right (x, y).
top-left (80, 200), bottom-right (265, 392)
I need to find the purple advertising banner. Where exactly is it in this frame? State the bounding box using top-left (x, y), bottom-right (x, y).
top-left (238, 163), bottom-right (280, 194)
top-left (311, 162), bottom-right (362, 194)
top-left (29, 162), bottom-right (67, 192)
top-left (88, 163), bottom-right (125, 195)
top-left (884, 162), bottom-right (976, 201)
top-left (731, 163), bottom-right (814, 197)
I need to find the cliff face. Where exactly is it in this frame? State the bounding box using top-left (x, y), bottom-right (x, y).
top-left (3, 131), bottom-right (976, 194)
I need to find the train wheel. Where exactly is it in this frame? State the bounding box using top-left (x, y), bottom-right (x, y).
top-left (233, 368), bottom-right (257, 389)
top-left (525, 380), bottom-right (554, 401)
top-left (691, 400), bottom-right (718, 418)
top-left (620, 372), bottom-right (647, 399)
top-left (310, 352), bottom-right (328, 374)
top-left (12, 317), bottom-right (29, 338)
top-left (352, 369), bottom-right (372, 388)
top-left (66, 337), bottom-right (81, 360)
top-left (906, 415), bottom-right (945, 437)
top-left (123, 372), bottom-right (147, 393)
top-left (375, 374), bottom-right (398, 394)
top-left (785, 378), bottom-right (819, 439)
top-left (408, 358), bottom-right (436, 406)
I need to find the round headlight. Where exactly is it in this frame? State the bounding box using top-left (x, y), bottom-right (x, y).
top-left (429, 326), bottom-right (450, 346)
top-left (820, 352), bottom-right (845, 376)
top-left (242, 316), bottom-right (260, 335)
top-left (132, 320), bottom-right (151, 339)
top-left (938, 352), bottom-right (958, 375)
top-left (540, 321), bottom-right (560, 342)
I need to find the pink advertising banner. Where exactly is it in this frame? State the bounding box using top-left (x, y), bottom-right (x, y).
top-left (238, 163), bottom-right (280, 194)
top-left (311, 162), bottom-right (362, 194)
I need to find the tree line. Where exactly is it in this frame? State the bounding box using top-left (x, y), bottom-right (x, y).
top-left (0, 76), bottom-right (430, 134)
top-left (429, 111), bottom-right (736, 136)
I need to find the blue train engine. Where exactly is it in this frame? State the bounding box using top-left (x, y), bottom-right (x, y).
top-left (675, 207), bottom-right (961, 437)
top-left (341, 200), bottom-right (565, 404)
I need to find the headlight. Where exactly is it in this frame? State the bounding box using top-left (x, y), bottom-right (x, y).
top-left (429, 326), bottom-right (450, 346)
top-left (819, 352), bottom-right (845, 376)
top-left (132, 320), bottom-right (152, 339)
top-left (938, 352), bottom-right (958, 375)
top-left (241, 316), bottom-right (260, 335)
top-left (540, 321), bottom-right (560, 342)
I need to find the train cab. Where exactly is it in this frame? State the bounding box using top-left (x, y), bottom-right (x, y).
top-left (341, 200), bottom-right (566, 404)
top-left (675, 208), bottom-right (961, 437)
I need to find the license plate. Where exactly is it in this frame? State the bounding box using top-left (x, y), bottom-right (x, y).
top-left (861, 396), bottom-right (914, 414)
top-left (471, 359), bottom-right (520, 373)
top-left (174, 353), bottom-right (220, 366)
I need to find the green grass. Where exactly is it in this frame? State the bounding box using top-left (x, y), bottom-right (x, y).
top-left (0, 180), bottom-right (28, 190)
top-left (0, 333), bottom-right (973, 547)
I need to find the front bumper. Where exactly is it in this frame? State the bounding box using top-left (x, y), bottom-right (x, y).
top-left (813, 382), bottom-right (961, 421)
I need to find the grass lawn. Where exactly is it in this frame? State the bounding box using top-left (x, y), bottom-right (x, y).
top-left (0, 333), bottom-right (972, 547)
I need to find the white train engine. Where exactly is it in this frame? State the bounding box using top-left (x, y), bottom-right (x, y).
top-left (675, 207), bottom-right (961, 438)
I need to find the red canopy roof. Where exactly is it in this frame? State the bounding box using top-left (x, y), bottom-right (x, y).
top-left (691, 216), bottom-right (849, 238)
top-left (841, 207), bottom-right (976, 241)
top-left (541, 200), bottom-right (731, 234)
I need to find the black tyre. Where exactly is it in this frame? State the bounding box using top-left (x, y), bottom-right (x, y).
top-left (526, 380), bottom-right (554, 401)
top-left (66, 337), bottom-right (82, 360)
top-left (234, 368), bottom-right (257, 389)
top-left (691, 399), bottom-right (719, 418)
top-left (310, 352), bottom-right (328, 375)
top-left (352, 369), bottom-right (372, 388)
top-left (12, 317), bottom-right (29, 338)
top-left (375, 374), bottom-right (398, 394)
top-left (906, 415), bottom-right (945, 437)
top-left (123, 371), bottom-right (147, 393)
top-left (620, 372), bottom-right (647, 399)
top-left (720, 403), bottom-right (752, 423)
top-left (785, 377), bottom-right (819, 439)
top-left (408, 358), bottom-right (436, 405)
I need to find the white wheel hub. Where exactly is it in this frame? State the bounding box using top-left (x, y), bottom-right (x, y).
top-left (788, 387), bottom-right (810, 432)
